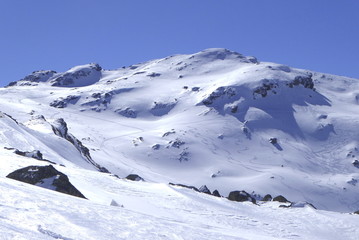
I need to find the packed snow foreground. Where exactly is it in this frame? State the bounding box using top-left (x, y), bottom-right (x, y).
top-left (1, 48), bottom-right (359, 239)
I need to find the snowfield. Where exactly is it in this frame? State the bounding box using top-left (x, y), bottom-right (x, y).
top-left (1, 154), bottom-right (359, 240)
top-left (1, 48), bottom-right (359, 239)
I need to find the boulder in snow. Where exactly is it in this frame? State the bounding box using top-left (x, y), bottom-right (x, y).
top-left (273, 195), bottom-right (290, 203)
top-left (227, 191), bottom-right (256, 204)
top-left (125, 174), bottom-right (144, 181)
top-left (212, 189), bottom-right (221, 197)
top-left (6, 165), bottom-right (86, 199)
top-left (199, 185), bottom-right (211, 195)
top-left (262, 194), bottom-right (273, 202)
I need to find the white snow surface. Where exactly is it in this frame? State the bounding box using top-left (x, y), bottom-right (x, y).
top-left (1, 48), bottom-right (359, 239)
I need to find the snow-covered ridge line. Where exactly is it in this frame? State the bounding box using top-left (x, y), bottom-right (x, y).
top-left (1, 48), bottom-right (359, 239)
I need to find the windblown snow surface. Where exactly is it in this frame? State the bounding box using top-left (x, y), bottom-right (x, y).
top-left (1, 48), bottom-right (359, 239)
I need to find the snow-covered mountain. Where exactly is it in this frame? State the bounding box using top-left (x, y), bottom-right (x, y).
top-left (1, 48), bottom-right (359, 239)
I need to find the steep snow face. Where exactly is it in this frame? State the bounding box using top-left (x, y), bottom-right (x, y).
top-left (1, 48), bottom-right (359, 215)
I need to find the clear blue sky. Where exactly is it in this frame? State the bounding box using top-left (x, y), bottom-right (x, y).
top-left (0, 0), bottom-right (358, 86)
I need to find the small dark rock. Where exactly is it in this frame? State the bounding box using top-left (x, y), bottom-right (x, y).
top-left (4, 147), bottom-right (15, 150)
top-left (168, 138), bottom-right (185, 148)
top-left (347, 178), bottom-right (358, 186)
top-left (262, 194), bottom-right (272, 201)
top-left (212, 189), bottom-right (221, 197)
top-left (199, 185), bottom-right (211, 195)
top-left (91, 92), bottom-right (102, 98)
top-left (162, 130), bottom-right (176, 137)
top-left (269, 138), bottom-right (277, 144)
top-left (230, 105), bottom-right (238, 113)
top-left (152, 144), bottom-right (160, 150)
top-left (354, 210), bottom-right (359, 215)
top-left (228, 191), bottom-right (256, 204)
top-left (147, 72), bottom-right (161, 77)
top-left (125, 174), bottom-right (144, 181)
top-left (273, 195), bottom-right (290, 203)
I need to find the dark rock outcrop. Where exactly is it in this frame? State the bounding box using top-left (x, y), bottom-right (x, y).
top-left (51, 118), bottom-right (109, 173)
top-left (151, 144), bottom-right (161, 150)
top-left (125, 174), bottom-right (144, 181)
top-left (11, 148), bottom-right (56, 164)
top-left (147, 72), bottom-right (161, 77)
top-left (287, 74), bottom-right (314, 89)
top-left (14, 149), bottom-right (43, 160)
top-left (352, 160), bottom-right (359, 168)
top-left (167, 138), bottom-right (185, 148)
top-left (262, 194), bottom-right (273, 201)
top-left (199, 185), bottom-right (211, 195)
top-left (6, 70), bottom-right (57, 87)
top-left (202, 87), bottom-right (236, 105)
top-left (253, 82), bottom-right (278, 98)
top-left (49, 95), bottom-right (80, 108)
top-left (49, 63), bottom-right (102, 87)
top-left (228, 191), bottom-right (256, 204)
top-left (6, 165), bottom-right (86, 199)
top-left (273, 195), bottom-right (290, 203)
top-left (212, 189), bottom-right (221, 197)
top-left (169, 183), bottom-right (199, 192)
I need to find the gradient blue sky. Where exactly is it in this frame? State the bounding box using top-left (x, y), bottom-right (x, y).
top-left (0, 0), bottom-right (358, 86)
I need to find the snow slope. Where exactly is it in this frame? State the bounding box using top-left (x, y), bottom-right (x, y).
top-left (1, 152), bottom-right (359, 240)
top-left (0, 48), bottom-right (359, 238)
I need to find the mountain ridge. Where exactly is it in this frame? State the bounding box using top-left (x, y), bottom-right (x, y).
top-left (1, 48), bottom-right (359, 213)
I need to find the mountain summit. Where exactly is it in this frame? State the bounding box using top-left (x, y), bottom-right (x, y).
top-left (1, 49), bottom-right (359, 239)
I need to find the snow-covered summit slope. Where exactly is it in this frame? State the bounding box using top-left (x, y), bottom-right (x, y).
top-left (1, 48), bottom-right (359, 215)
